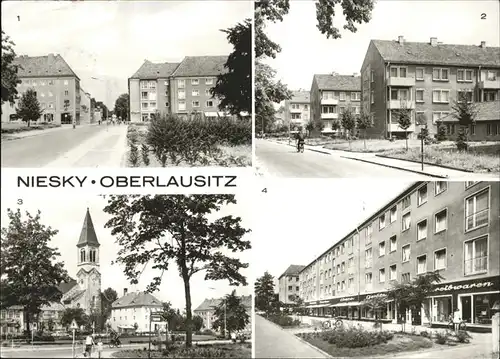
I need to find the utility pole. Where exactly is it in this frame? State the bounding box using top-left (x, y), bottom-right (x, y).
top-left (224, 299), bottom-right (227, 339)
top-left (148, 310), bottom-right (152, 359)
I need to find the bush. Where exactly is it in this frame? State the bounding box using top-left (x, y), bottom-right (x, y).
top-left (420, 330), bottom-right (430, 338)
top-left (267, 315), bottom-right (300, 328)
top-left (129, 142), bottom-right (139, 167)
top-left (455, 128), bottom-right (469, 151)
top-left (435, 122), bottom-right (447, 142)
top-left (434, 331), bottom-right (447, 345)
top-left (456, 330), bottom-right (470, 343)
top-left (319, 326), bottom-right (394, 348)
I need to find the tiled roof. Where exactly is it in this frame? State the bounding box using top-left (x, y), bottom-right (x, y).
top-left (289, 91), bottom-right (310, 103)
top-left (41, 302), bottom-right (66, 311)
top-left (64, 289), bottom-right (86, 303)
top-left (314, 74), bottom-right (361, 91)
top-left (58, 279), bottom-right (78, 294)
top-left (77, 208), bottom-right (100, 248)
top-left (444, 101), bottom-right (500, 122)
top-left (372, 39), bottom-right (500, 67)
top-left (14, 54), bottom-right (79, 79)
top-left (130, 61), bottom-right (180, 79)
top-left (171, 56), bottom-right (228, 77)
top-left (278, 264), bottom-right (306, 279)
top-left (194, 295), bottom-right (252, 312)
top-left (112, 291), bottom-right (163, 308)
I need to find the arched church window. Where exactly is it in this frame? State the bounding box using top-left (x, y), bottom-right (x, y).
top-left (80, 249), bottom-right (86, 263)
top-left (90, 249), bottom-right (96, 263)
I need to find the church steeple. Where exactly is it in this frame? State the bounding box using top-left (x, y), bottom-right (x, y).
top-left (77, 208), bottom-right (100, 270)
top-left (77, 208), bottom-right (100, 248)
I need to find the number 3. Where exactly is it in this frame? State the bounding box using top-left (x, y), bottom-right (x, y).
top-left (17, 199), bottom-right (23, 205)
top-left (481, 13), bottom-right (486, 19)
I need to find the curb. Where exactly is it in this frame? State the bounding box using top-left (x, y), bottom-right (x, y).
top-left (340, 156), bottom-right (447, 178)
top-left (280, 142), bottom-right (332, 155)
top-left (375, 154), bottom-right (474, 173)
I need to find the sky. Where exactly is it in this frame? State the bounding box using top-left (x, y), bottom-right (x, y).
top-left (1, 193), bottom-right (253, 312)
top-left (252, 179), bottom-right (415, 284)
top-left (262, 0), bottom-right (500, 91)
top-left (1, 0), bottom-right (252, 109)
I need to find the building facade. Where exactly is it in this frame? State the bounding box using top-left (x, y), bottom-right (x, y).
top-left (193, 295), bottom-right (252, 332)
top-left (278, 265), bottom-right (305, 304)
top-left (110, 290), bottom-right (163, 334)
top-left (1, 54), bottom-right (81, 125)
top-left (80, 89), bottom-right (92, 124)
top-left (299, 181), bottom-right (499, 331)
top-left (360, 36), bottom-right (500, 139)
top-left (310, 74), bottom-right (361, 134)
top-left (0, 306), bottom-right (24, 337)
top-left (283, 91), bottom-right (310, 130)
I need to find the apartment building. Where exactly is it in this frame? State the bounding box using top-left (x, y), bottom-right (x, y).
top-left (299, 181), bottom-right (499, 330)
top-left (360, 36), bottom-right (500, 139)
top-left (0, 306), bottom-right (24, 336)
top-left (283, 91), bottom-right (310, 129)
top-left (310, 74), bottom-right (361, 134)
top-left (1, 54), bottom-right (81, 125)
top-left (278, 265), bottom-right (306, 304)
top-left (194, 295), bottom-right (252, 332)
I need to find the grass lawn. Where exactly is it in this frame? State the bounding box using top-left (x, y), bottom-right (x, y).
top-left (380, 143), bottom-right (500, 173)
top-left (1, 121), bottom-right (61, 134)
top-left (322, 138), bottom-right (423, 152)
top-left (112, 343), bottom-right (251, 358)
top-left (298, 332), bottom-right (434, 357)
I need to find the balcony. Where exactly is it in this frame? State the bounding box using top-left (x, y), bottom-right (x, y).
top-left (387, 100), bottom-right (415, 109)
top-left (321, 113), bottom-right (338, 119)
top-left (464, 256), bottom-right (487, 275)
top-left (388, 123), bottom-right (416, 132)
top-left (321, 98), bottom-right (339, 105)
top-left (479, 79), bottom-right (500, 89)
top-left (387, 77), bottom-right (415, 87)
top-left (290, 107), bottom-right (302, 113)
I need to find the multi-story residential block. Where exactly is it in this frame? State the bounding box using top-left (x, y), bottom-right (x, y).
top-left (299, 181), bottom-right (499, 331)
top-left (360, 36), bottom-right (500, 139)
top-left (110, 289), bottom-right (163, 334)
top-left (284, 91), bottom-right (310, 130)
top-left (193, 295), bottom-right (252, 332)
top-left (1, 54), bottom-right (81, 125)
top-left (278, 265), bottom-right (305, 304)
top-left (310, 74), bottom-right (361, 134)
top-left (0, 306), bottom-right (24, 336)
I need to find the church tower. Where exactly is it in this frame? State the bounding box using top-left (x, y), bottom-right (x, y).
top-left (76, 208), bottom-right (102, 315)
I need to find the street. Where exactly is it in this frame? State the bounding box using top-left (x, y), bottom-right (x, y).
top-left (1, 124), bottom-right (128, 168)
top-left (256, 139), bottom-right (426, 178)
top-left (0, 344), bottom-right (141, 358)
top-left (255, 315), bottom-right (329, 358)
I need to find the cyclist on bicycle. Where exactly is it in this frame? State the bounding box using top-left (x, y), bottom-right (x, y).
top-left (84, 334), bottom-right (95, 357)
top-left (452, 308), bottom-right (461, 331)
top-left (296, 130), bottom-right (305, 151)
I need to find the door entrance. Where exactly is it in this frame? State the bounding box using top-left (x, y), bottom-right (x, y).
top-left (461, 296), bottom-right (472, 323)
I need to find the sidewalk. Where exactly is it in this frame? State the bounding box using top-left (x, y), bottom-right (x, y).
top-left (2, 123), bottom-right (97, 141)
top-left (270, 139), bottom-right (498, 179)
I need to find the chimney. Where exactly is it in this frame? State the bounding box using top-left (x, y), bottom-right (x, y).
top-left (123, 288), bottom-right (128, 296)
top-left (480, 41), bottom-right (486, 48)
top-left (430, 37), bottom-right (438, 46)
top-left (398, 36), bottom-right (405, 44)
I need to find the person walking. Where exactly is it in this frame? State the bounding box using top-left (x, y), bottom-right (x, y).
top-left (453, 308), bottom-right (461, 332)
top-left (84, 334), bottom-right (95, 357)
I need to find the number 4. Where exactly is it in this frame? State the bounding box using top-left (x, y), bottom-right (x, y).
top-left (262, 188), bottom-right (267, 193)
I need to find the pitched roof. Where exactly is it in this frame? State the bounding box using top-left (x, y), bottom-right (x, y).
top-left (278, 264), bottom-right (306, 279)
top-left (171, 56), bottom-right (228, 77)
top-left (77, 208), bottom-right (100, 248)
top-left (14, 54), bottom-right (79, 79)
top-left (194, 295), bottom-right (252, 312)
top-left (443, 101), bottom-right (500, 122)
top-left (289, 91), bottom-right (310, 103)
top-left (41, 302), bottom-right (66, 311)
top-left (112, 291), bottom-right (163, 308)
top-left (372, 39), bottom-right (500, 67)
top-left (314, 74), bottom-right (361, 91)
top-left (129, 60), bottom-right (180, 79)
top-left (58, 279), bottom-right (78, 294)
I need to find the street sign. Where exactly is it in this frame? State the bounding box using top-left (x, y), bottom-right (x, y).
top-left (70, 319), bottom-right (78, 330)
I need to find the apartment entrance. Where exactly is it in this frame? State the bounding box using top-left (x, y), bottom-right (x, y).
top-left (461, 296), bottom-right (472, 323)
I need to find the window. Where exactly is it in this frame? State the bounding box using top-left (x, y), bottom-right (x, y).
top-left (348, 278), bottom-right (354, 291)
top-left (337, 282), bottom-right (340, 292)
top-left (390, 88), bottom-right (409, 101)
top-left (178, 79), bottom-right (185, 88)
top-left (433, 68), bottom-right (449, 81)
top-left (191, 101), bottom-right (199, 108)
top-left (178, 101), bottom-right (186, 111)
top-left (191, 78), bottom-right (199, 85)
top-left (341, 243), bottom-right (345, 254)
top-left (148, 81), bottom-right (156, 89)
top-left (205, 78), bottom-right (213, 85)
top-left (417, 185), bottom-right (428, 206)
top-left (80, 249), bottom-right (85, 262)
top-left (141, 102), bottom-right (148, 109)
top-left (366, 224), bottom-right (373, 243)
top-left (435, 181), bottom-right (447, 195)
top-left (435, 209), bottom-right (447, 233)
top-left (178, 89), bottom-right (185, 100)
top-left (458, 90), bottom-right (473, 103)
top-left (206, 100), bottom-right (214, 107)
top-left (336, 264), bottom-right (340, 274)
top-left (141, 92), bottom-right (148, 100)
top-left (348, 257), bottom-right (354, 273)
top-left (415, 89), bottom-right (424, 102)
top-left (165, 102), bottom-right (169, 107)
top-left (390, 235), bottom-right (397, 252)
top-left (416, 68), bottom-right (424, 80)
top-left (379, 213), bottom-right (386, 230)
top-left (486, 70), bottom-right (498, 81)
top-left (432, 111), bottom-right (450, 124)
top-left (402, 195), bottom-right (411, 210)
top-left (465, 188), bottom-right (489, 231)
top-left (288, 285), bottom-right (293, 291)
top-left (379, 268), bottom-right (385, 282)
top-left (341, 262), bottom-right (345, 273)
top-left (432, 90), bottom-right (450, 103)
top-left (351, 92), bottom-right (361, 101)
top-left (192, 89), bottom-right (199, 96)
top-left (379, 241), bottom-right (385, 257)
top-left (341, 281), bottom-right (345, 291)
top-left (457, 69), bottom-right (473, 82)
top-left (48, 102), bottom-right (54, 109)
top-left (417, 255), bottom-right (427, 274)
top-left (365, 272), bottom-right (372, 283)
top-left (402, 244), bottom-right (410, 262)
top-left (402, 212), bottom-right (411, 231)
top-left (487, 123), bottom-right (499, 136)
top-left (339, 92), bottom-right (346, 101)
top-left (322, 105), bottom-right (336, 113)
top-left (402, 273), bottom-right (411, 283)
top-left (389, 265), bottom-right (397, 280)
top-left (464, 236), bottom-right (488, 275)
top-left (470, 124), bottom-right (476, 135)
top-left (365, 248), bottom-right (372, 268)
top-left (390, 206), bottom-right (397, 223)
top-left (434, 248), bottom-right (447, 270)
top-left (370, 89), bottom-right (374, 104)
top-left (390, 66), bottom-right (407, 78)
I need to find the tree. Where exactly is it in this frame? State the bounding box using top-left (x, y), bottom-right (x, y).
top-left (361, 296), bottom-right (387, 330)
top-left (0, 209), bottom-right (70, 332)
top-left (451, 92), bottom-right (477, 151)
top-left (340, 107), bottom-right (356, 149)
top-left (394, 102), bottom-right (413, 150)
top-left (211, 19), bottom-right (251, 117)
top-left (212, 290), bottom-right (249, 338)
top-left (1, 31), bottom-right (22, 107)
top-left (305, 120), bottom-right (314, 136)
top-left (100, 287), bottom-right (117, 328)
top-left (356, 111), bottom-right (372, 150)
top-left (254, 272), bottom-right (276, 315)
top-left (192, 315), bottom-right (204, 332)
top-left (103, 195), bottom-right (251, 348)
top-left (60, 308), bottom-right (88, 330)
top-left (15, 89), bottom-right (43, 127)
top-left (47, 318), bottom-right (55, 332)
top-left (435, 121), bottom-right (447, 142)
top-left (331, 120), bottom-right (341, 135)
top-left (114, 93), bottom-right (129, 121)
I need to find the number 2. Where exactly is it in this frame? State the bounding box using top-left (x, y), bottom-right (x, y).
top-left (481, 13), bottom-right (486, 19)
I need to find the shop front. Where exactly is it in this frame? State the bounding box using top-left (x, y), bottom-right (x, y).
top-left (422, 275), bottom-right (500, 330)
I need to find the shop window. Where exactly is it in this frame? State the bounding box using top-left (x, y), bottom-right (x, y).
top-left (432, 296), bottom-right (452, 322)
top-left (474, 294), bottom-right (495, 325)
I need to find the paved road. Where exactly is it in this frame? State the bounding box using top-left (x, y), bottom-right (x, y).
top-left (256, 139), bottom-right (430, 178)
top-left (255, 315), bottom-right (329, 358)
top-left (1, 124), bottom-right (128, 168)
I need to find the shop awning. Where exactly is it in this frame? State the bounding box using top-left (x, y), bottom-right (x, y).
top-left (332, 301), bottom-right (361, 307)
top-left (306, 304), bottom-right (326, 309)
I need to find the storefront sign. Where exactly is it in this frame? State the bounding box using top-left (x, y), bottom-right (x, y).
top-left (432, 276), bottom-right (500, 295)
top-left (339, 297), bottom-right (356, 302)
top-left (365, 293), bottom-right (388, 300)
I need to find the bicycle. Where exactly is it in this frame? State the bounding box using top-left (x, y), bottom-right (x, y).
top-left (448, 319), bottom-right (467, 331)
top-left (322, 317), bottom-right (343, 329)
top-left (108, 337), bottom-right (121, 348)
